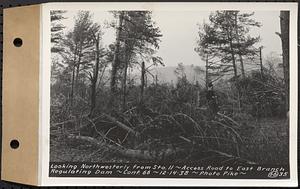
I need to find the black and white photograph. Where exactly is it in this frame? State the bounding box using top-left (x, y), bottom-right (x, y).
top-left (47, 4), bottom-right (295, 181)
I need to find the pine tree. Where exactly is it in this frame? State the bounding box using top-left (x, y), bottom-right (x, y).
top-left (59, 11), bottom-right (100, 106)
top-left (109, 11), bottom-right (162, 108)
top-left (50, 10), bottom-right (66, 53)
top-left (195, 11), bottom-right (261, 81)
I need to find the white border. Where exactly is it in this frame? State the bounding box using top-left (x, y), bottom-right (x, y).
top-left (40, 2), bottom-right (298, 186)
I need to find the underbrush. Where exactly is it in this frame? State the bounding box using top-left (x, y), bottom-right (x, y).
top-left (50, 105), bottom-right (288, 165)
top-left (50, 72), bottom-right (288, 165)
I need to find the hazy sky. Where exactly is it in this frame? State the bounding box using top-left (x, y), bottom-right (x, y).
top-left (59, 10), bottom-right (281, 67)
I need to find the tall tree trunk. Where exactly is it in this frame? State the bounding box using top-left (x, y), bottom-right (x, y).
top-left (205, 54), bottom-right (209, 88)
top-left (122, 49), bottom-right (131, 111)
top-left (238, 54), bottom-right (245, 78)
top-left (229, 41), bottom-right (237, 77)
top-left (75, 64), bottom-right (80, 84)
top-left (90, 34), bottom-right (100, 116)
top-left (145, 74), bottom-right (148, 88)
top-left (234, 12), bottom-right (245, 79)
top-left (70, 65), bottom-right (76, 107)
top-left (229, 40), bottom-right (237, 77)
top-left (70, 49), bottom-right (78, 107)
top-left (279, 11), bottom-right (290, 113)
top-left (110, 12), bottom-right (124, 102)
top-left (225, 12), bottom-right (237, 78)
top-left (259, 46), bottom-right (264, 77)
top-left (73, 51), bottom-right (82, 103)
top-left (75, 63), bottom-right (80, 92)
top-left (122, 62), bottom-right (129, 111)
top-left (140, 61), bottom-right (146, 103)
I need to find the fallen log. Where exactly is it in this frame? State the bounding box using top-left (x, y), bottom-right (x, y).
top-left (217, 112), bottom-right (240, 128)
top-left (67, 135), bottom-right (252, 163)
top-left (67, 135), bottom-right (182, 161)
top-left (208, 149), bottom-right (256, 165)
top-left (68, 135), bottom-right (103, 146)
top-left (51, 119), bottom-right (76, 127)
top-left (102, 113), bottom-right (140, 137)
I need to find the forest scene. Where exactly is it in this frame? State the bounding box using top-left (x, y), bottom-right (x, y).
top-left (50, 9), bottom-right (290, 165)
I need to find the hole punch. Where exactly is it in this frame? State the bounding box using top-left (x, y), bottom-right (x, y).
top-left (13, 38), bottom-right (22, 47)
top-left (10, 139), bottom-right (19, 149)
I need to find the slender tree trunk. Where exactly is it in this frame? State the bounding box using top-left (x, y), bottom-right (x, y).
top-left (110, 12), bottom-right (124, 102)
top-left (259, 46), bottom-right (264, 77)
top-left (75, 64), bottom-right (80, 84)
top-left (75, 64), bottom-right (80, 93)
top-left (122, 62), bottom-right (129, 111)
top-left (122, 49), bottom-right (131, 111)
top-left (205, 54), bottom-right (209, 88)
top-left (225, 12), bottom-right (237, 78)
top-left (239, 55), bottom-right (245, 78)
top-left (70, 49), bottom-right (78, 107)
top-left (229, 40), bottom-right (237, 77)
top-left (196, 86), bottom-right (200, 107)
top-left (90, 34), bottom-right (100, 116)
top-left (234, 12), bottom-right (245, 79)
top-left (72, 51), bottom-right (82, 104)
top-left (279, 11), bottom-right (290, 113)
top-left (70, 65), bottom-right (76, 106)
top-left (140, 61), bottom-right (146, 102)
